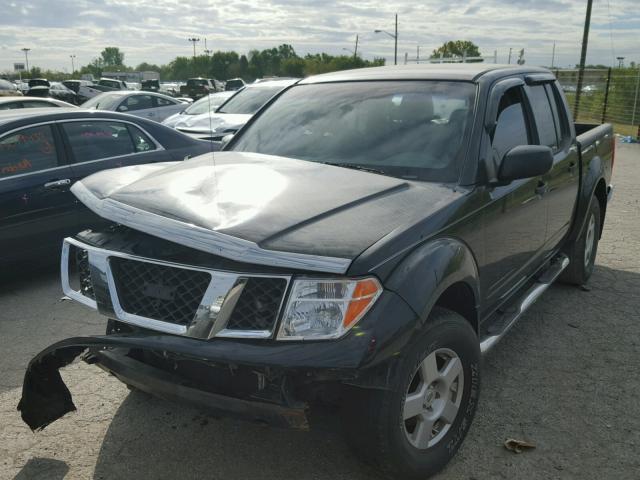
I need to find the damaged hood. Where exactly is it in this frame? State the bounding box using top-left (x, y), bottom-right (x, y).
top-left (72, 152), bottom-right (461, 272)
top-left (171, 112), bottom-right (251, 134)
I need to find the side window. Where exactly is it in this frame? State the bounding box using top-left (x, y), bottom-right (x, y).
top-left (118, 95), bottom-right (154, 112)
top-left (491, 87), bottom-right (530, 162)
top-left (0, 102), bottom-right (20, 110)
top-left (22, 101), bottom-right (57, 108)
top-left (155, 96), bottom-right (175, 107)
top-left (546, 83), bottom-right (571, 148)
top-left (127, 125), bottom-right (156, 153)
top-left (62, 121), bottom-right (135, 162)
top-left (527, 85), bottom-right (558, 150)
top-left (0, 125), bottom-right (58, 179)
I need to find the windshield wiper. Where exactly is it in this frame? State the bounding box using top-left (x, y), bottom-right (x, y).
top-left (321, 162), bottom-right (387, 176)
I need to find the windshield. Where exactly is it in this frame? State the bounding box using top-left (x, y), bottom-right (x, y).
top-left (217, 86), bottom-right (282, 115)
top-left (231, 81), bottom-right (476, 182)
top-left (185, 93), bottom-right (233, 115)
top-left (81, 93), bottom-right (122, 110)
top-left (187, 79), bottom-right (207, 86)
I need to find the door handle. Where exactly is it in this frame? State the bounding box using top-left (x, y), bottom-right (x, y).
top-left (44, 179), bottom-right (71, 189)
top-left (535, 181), bottom-right (548, 196)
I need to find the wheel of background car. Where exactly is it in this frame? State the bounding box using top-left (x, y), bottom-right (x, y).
top-left (560, 195), bottom-right (601, 285)
top-left (341, 307), bottom-right (480, 480)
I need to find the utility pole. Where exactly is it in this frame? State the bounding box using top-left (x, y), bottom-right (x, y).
top-left (631, 66), bottom-right (640, 126)
top-left (551, 42), bottom-right (556, 68)
top-left (394, 13), bottom-right (398, 66)
top-left (417, 45), bottom-right (420, 64)
top-left (203, 38), bottom-right (211, 56)
top-left (21, 48), bottom-right (30, 72)
top-left (508, 47), bottom-right (512, 64)
top-left (70, 54), bottom-right (76, 74)
top-left (187, 37), bottom-right (200, 58)
top-left (574, 0), bottom-right (593, 120)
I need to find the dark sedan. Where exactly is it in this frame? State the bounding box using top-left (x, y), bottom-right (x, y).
top-left (0, 108), bottom-right (212, 265)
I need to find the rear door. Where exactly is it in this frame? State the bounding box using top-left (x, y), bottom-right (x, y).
top-left (481, 84), bottom-right (549, 306)
top-left (0, 123), bottom-right (78, 261)
top-left (116, 94), bottom-right (156, 120)
top-left (153, 96), bottom-right (184, 121)
top-left (59, 119), bottom-right (173, 229)
top-left (525, 82), bottom-right (578, 250)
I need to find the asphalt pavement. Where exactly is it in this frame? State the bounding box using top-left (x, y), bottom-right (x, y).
top-left (1, 143), bottom-right (639, 480)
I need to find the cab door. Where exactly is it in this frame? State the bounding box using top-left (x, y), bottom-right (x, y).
top-left (525, 82), bottom-right (579, 250)
top-left (0, 123), bottom-right (78, 261)
top-left (480, 84), bottom-right (549, 308)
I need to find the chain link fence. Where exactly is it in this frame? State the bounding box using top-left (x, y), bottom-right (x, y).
top-left (554, 68), bottom-right (640, 137)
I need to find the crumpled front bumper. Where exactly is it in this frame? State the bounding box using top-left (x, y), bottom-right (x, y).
top-left (16, 332), bottom-right (367, 432)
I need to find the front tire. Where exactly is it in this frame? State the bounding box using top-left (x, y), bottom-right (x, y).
top-left (561, 196), bottom-right (601, 285)
top-left (342, 307), bottom-right (480, 480)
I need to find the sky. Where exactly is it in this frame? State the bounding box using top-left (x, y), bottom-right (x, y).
top-left (0, 0), bottom-right (638, 73)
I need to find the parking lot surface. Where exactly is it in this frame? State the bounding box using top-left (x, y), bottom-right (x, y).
top-left (1, 143), bottom-right (639, 480)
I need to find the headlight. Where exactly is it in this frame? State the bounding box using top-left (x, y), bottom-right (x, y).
top-left (277, 277), bottom-right (382, 340)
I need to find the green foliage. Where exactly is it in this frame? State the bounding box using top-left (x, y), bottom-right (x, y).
top-left (431, 40), bottom-right (482, 62)
top-left (101, 47), bottom-right (125, 67)
top-left (4, 44), bottom-right (386, 83)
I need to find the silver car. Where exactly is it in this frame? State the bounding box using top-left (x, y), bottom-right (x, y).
top-left (0, 96), bottom-right (76, 109)
top-left (81, 91), bottom-right (188, 122)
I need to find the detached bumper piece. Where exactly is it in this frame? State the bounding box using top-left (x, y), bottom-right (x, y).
top-left (17, 336), bottom-right (310, 431)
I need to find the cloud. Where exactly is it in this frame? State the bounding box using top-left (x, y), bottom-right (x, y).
top-left (0, 0), bottom-right (638, 71)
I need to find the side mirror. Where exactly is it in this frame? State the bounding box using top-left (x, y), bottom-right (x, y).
top-left (497, 145), bottom-right (553, 182)
top-left (220, 134), bottom-right (234, 149)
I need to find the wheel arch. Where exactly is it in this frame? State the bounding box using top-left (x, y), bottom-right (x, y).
top-left (385, 237), bottom-right (480, 334)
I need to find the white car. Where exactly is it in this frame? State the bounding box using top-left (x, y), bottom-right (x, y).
top-left (162, 91), bottom-right (235, 129)
top-left (0, 96), bottom-right (77, 110)
top-left (169, 78), bottom-right (298, 141)
top-left (81, 91), bottom-right (188, 122)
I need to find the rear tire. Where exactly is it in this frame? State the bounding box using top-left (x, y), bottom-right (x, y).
top-left (341, 307), bottom-right (480, 480)
top-left (561, 196), bottom-right (601, 285)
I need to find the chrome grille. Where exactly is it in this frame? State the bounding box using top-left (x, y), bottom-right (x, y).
top-left (226, 278), bottom-right (288, 331)
top-left (110, 257), bottom-right (211, 326)
top-left (75, 247), bottom-right (95, 300)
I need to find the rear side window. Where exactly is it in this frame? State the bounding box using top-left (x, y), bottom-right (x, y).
top-left (63, 121), bottom-right (136, 162)
top-left (127, 125), bottom-right (156, 152)
top-left (546, 83), bottom-right (571, 148)
top-left (0, 125), bottom-right (58, 178)
top-left (118, 95), bottom-right (154, 112)
top-left (527, 85), bottom-right (558, 150)
top-left (155, 96), bottom-right (175, 107)
top-left (491, 87), bottom-right (530, 162)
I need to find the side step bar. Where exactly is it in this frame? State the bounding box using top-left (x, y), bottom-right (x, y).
top-left (480, 254), bottom-right (570, 354)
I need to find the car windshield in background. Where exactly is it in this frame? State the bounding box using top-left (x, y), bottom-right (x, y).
top-left (217, 86), bottom-right (282, 115)
top-left (185, 94), bottom-right (230, 115)
top-left (81, 93), bottom-right (122, 110)
top-left (187, 79), bottom-right (207, 86)
top-left (231, 81), bottom-right (476, 183)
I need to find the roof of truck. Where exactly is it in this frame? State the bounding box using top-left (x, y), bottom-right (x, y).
top-left (300, 64), bottom-right (551, 84)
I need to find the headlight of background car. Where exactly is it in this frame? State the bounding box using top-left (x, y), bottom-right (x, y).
top-left (277, 277), bottom-right (382, 340)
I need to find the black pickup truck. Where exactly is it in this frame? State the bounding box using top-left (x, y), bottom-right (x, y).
top-left (19, 65), bottom-right (614, 479)
top-left (179, 77), bottom-right (221, 99)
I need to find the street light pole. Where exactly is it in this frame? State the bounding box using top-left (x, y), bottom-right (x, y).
top-left (21, 48), bottom-right (31, 72)
top-left (70, 54), bottom-right (76, 74)
top-left (374, 13), bottom-right (398, 65)
top-left (187, 37), bottom-right (200, 58)
top-left (354, 34), bottom-right (359, 59)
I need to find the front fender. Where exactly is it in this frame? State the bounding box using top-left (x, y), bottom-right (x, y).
top-left (384, 237), bottom-right (480, 328)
